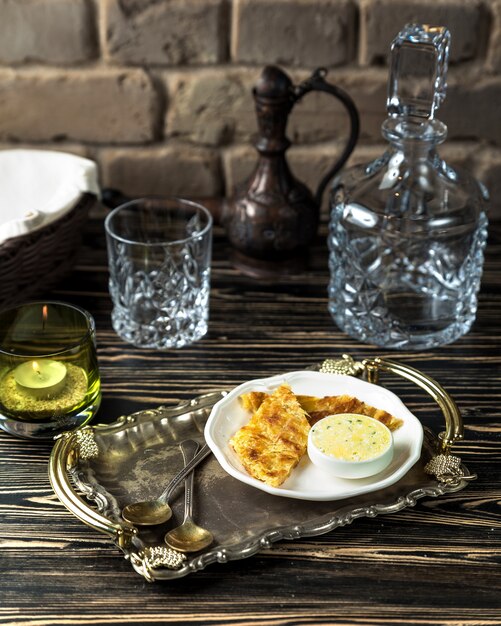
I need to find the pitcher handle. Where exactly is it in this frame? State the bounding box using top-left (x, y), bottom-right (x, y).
top-left (293, 68), bottom-right (360, 205)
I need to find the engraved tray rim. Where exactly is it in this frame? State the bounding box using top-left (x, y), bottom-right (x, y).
top-left (49, 357), bottom-right (475, 582)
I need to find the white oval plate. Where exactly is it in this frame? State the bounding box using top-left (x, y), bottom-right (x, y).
top-left (204, 371), bottom-right (424, 501)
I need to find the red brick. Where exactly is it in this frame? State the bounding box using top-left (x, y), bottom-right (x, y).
top-left (99, 145), bottom-right (222, 198)
top-left (232, 0), bottom-right (356, 67)
top-left (0, 68), bottom-right (157, 144)
top-left (442, 73), bottom-right (501, 146)
top-left (164, 68), bottom-right (257, 146)
top-left (359, 0), bottom-right (485, 65)
top-left (0, 0), bottom-right (96, 64)
top-left (101, 0), bottom-right (227, 65)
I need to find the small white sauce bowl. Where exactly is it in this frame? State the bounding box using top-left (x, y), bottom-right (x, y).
top-left (308, 413), bottom-right (394, 479)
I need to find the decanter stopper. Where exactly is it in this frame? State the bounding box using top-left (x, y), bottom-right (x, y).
top-left (387, 24), bottom-right (450, 120)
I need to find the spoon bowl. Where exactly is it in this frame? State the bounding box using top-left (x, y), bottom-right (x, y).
top-left (121, 441), bottom-right (211, 526)
top-left (122, 500), bottom-right (172, 526)
top-left (164, 440), bottom-right (214, 553)
top-left (164, 519), bottom-right (214, 553)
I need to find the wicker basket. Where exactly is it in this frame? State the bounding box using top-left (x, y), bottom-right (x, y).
top-left (0, 193), bottom-right (97, 307)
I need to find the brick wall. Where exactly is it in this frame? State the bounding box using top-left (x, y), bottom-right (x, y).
top-left (1, 0), bottom-right (500, 218)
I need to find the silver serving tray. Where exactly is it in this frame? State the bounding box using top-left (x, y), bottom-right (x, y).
top-left (49, 357), bottom-right (474, 581)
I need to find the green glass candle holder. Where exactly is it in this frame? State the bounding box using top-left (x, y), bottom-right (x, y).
top-left (0, 301), bottom-right (101, 439)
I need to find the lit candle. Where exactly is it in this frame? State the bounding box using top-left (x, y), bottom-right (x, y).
top-left (13, 359), bottom-right (67, 399)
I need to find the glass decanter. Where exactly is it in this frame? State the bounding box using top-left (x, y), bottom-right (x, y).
top-left (328, 23), bottom-right (488, 350)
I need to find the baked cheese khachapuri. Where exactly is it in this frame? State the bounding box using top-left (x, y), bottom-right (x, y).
top-left (229, 383), bottom-right (310, 487)
top-left (240, 391), bottom-right (403, 431)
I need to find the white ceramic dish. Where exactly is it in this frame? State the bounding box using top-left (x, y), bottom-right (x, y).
top-left (204, 371), bottom-right (424, 501)
top-left (307, 413), bottom-right (394, 479)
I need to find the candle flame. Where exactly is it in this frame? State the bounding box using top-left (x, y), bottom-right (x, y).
top-left (32, 361), bottom-right (41, 376)
top-left (42, 305), bottom-right (48, 330)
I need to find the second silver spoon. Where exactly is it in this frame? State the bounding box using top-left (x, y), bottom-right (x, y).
top-left (164, 439), bottom-right (214, 552)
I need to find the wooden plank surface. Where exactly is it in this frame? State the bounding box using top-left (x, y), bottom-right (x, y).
top-left (1, 217), bottom-right (500, 625)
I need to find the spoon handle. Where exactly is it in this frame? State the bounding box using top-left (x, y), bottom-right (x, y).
top-left (180, 440), bottom-right (198, 524)
top-left (159, 442), bottom-right (212, 504)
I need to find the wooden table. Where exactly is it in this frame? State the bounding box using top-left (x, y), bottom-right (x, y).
top-left (1, 213), bottom-right (500, 625)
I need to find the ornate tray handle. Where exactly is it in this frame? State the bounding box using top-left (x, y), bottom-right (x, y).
top-left (362, 357), bottom-right (463, 453)
top-left (49, 427), bottom-right (137, 549)
top-left (320, 355), bottom-right (471, 485)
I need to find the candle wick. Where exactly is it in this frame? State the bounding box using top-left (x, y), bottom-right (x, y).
top-left (42, 305), bottom-right (48, 331)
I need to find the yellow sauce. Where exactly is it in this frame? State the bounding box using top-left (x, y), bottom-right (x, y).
top-left (310, 414), bottom-right (391, 462)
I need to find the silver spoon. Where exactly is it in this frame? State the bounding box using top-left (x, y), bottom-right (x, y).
top-left (164, 439), bottom-right (214, 553)
top-left (121, 441), bottom-right (211, 526)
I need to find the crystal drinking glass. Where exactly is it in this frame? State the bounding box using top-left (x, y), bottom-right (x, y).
top-left (105, 198), bottom-right (213, 349)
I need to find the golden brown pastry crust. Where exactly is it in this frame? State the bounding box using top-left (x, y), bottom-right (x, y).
top-left (239, 391), bottom-right (267, 413)
top-left (230, 384), bottom-right (310, 487)
top-left (300, 394), bottom-right (403, 430)
top-left (239, 392), bottom-right (403, 431)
